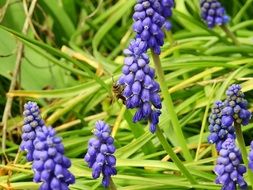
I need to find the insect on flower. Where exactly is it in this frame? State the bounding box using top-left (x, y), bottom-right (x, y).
top-left (112, 77), bottom-right (126, 105)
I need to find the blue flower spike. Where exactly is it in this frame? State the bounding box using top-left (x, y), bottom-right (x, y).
top-left (248, 141), bottom-right (253, 171)
top-left (208, 101), bottom-right (235, 151)
top-left (33, 126), bottom-right (75, 190)
top-left (215, 138), bottom-right (247, 190)
top-left (200, 0), bottom-right (229, 28)
top-left (117, 0), bottom-right (176, 133)
top-left (20, 101), bottom-right (75, 190)
top-left (222, 84), bottom-right (252, 127)
top-left (118, 38), bottom-right (161, 133)
top-left (84, 121), bottom-right (117, 187)
top-left (133, 0), bottom-right (174, 54)
top-left (20, 101), bottom-right (45, 161)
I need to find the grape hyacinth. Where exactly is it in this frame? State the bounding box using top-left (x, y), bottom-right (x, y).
top-left (221, 84), bottom-right (252, 128)
top-left (248, 141), bottom-right (253, 171)
top-left (214, 138), bottom-right (247, 190)
top-left (208, 101), bottom-right (235, 151)
top-left (118, 38), bottom-right (161, 133)
top-left (33, 125), bottom-right (75, 190)
top-left (84, 121), bottom-right (117, 187)
top-left (200, 0), bottom-right (229, 28)
top-left (249, 141), bottom-right (253, 171)
top-left (20, 101), bottom-right (45, 161)
top-left (133, 0), bottom-right (174, 54)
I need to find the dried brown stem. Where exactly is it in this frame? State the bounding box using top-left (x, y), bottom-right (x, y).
top-left (1, 0), bottom-right (38, 164)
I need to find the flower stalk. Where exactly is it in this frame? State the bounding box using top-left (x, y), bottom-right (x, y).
top-left (155, 126), bottom-right (197, 184)
top-left (165, 30), bottom-right (180, 57)
top-left (109, 177), bottom-right (117, 190)
top-left (151, 50), bottom-right (193, 161)
top-left (220, 25), bottom-right (240, 46)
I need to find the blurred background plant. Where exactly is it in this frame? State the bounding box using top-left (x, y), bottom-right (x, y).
top-left (0, 0), bottom-right (253, 189)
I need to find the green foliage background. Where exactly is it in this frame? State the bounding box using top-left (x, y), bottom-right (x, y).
top-left (0, 0), bottom-right (253, 189)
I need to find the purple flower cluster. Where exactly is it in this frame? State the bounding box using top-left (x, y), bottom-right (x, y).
top-left (84, 121), bottom-right (117, 187)
top-left (214, 138), bottom-right (247, 190)
top-left (33, 126), bottom-right (75, 190)
top-left (208, 101), bottom-right (235, 151)
top-left (20, 101), bottom-right (45, 161)
top-left (118, 38), bottom-right (161, 133)
top-left (222, 84), bottom-right (252, 127)
top-left (200, 0), bottom-right (229, 28)
top-left (117, 0), bottom-right (175, 132)
top-left (20, 101), bottom-right (75, 190)
top-left (133, 0), bottom-right (174, 54)
top-left (208, 84), bottom-right (253, 189)
top-left (249, 141), bottom-right (253, 171)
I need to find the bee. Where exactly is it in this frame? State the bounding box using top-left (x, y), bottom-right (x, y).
top-left (112, 79), bottom-right (126, 105)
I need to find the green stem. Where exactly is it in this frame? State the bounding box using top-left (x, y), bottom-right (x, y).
top-left (151, 51), bottom-right (193, 161)
top-left (156, 126), bottom-right (197, 185)
top-left (220, 25), bottom-right (240, 46)
top-left (195, 84), bottom-right (215, 161)
top-left (166, 30), bottom-right (180, 57)
top-left (235, 123), bottom-right (253, 186)
top-left (109, 177), bottom-right (117, 190)
top-left (165, 31), bottom-right (189, 80)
